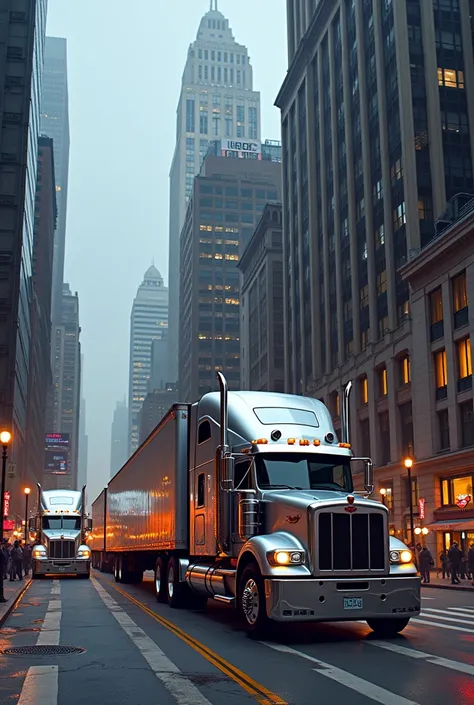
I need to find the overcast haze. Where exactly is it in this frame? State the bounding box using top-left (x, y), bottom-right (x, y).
top-left (45, 0), bottom-right (288, 503)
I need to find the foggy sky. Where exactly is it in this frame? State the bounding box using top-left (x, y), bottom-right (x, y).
top-left (45, 0), bottom-right (288, 503)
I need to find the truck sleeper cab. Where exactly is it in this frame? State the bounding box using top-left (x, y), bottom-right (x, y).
top-left (91, 374), bottom-right (420, 639)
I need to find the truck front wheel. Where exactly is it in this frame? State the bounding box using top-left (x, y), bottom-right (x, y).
top-left (155, 557), bottom-right (168, 603)
top-left (238, 563), bottom-right (271, 639)
top-left (366, 617), bottom-right (410, 637)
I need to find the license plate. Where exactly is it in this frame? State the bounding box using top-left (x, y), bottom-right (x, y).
top-left (58, 567), bottom-right (66, 572)
top-left (344, 597), bottom-right (363, 610)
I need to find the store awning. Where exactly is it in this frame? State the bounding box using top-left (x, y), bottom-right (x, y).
top-left (425, 519), bottom-right (474, 532)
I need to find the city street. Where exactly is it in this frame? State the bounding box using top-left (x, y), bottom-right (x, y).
top-left (0, 572), bottom-right (473, 705)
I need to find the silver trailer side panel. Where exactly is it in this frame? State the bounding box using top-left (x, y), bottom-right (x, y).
top-left (89, 489), bottom-right (106, 552)
top-left (106, 404), bottom-right (190, 552)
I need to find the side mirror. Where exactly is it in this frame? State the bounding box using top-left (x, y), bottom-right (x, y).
top-left (350, 457), bottom-right (374, 496)
top-left (220, 456), bottom-right (235, 492)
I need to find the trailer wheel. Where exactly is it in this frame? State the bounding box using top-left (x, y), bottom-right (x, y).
top-left (155, 557), bottom-right (168, 603)
top-left (238, 563), bottom-right (271, 639)
top-left (167, 557), bottom-right (188, 609)
top-left (366, 617), bottom-right (410, 637)
top-left (114, 556), bottom-right (122, 583)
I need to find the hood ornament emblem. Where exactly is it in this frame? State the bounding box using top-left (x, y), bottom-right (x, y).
top-left (345, 495), bottom-right (357, 513)
top-left (286, 514), bottom-right (301, 524)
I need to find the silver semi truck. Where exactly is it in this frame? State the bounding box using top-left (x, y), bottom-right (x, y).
top-left (30, 486), bottom-right (92, 578)
top-left (90, 374), bottom-right (420, 637)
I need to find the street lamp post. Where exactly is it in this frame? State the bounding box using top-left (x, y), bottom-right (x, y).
top-left (24, 487), bottom-right (30, 543)
top-left (379, 488), bottom-right (387, 506)
top-left (0, 430), bottom-right (12, 603)
top-left (404, 457), bottom-right (415, 548)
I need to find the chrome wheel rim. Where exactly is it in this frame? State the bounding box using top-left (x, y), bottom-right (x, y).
top-left (242, 578), bottom-right (259, 625)
top-left (155, 564), bottom-right (161, 594)
top-left (168, 565), bottom-right (174, 598)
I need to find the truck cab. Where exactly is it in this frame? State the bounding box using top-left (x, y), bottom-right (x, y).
top-left (31, 487), bottom-right (92, 579)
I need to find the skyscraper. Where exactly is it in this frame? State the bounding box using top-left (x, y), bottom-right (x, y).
top-left (48, 284), bottom-right (81, 490)
top-left (128, 266), bottom-right (168, 454)
top-left (168, 1), bottom-right (261, 383)
top-left (0, 0), bottom-right (48, 519)
top-left (277, 0), bottom-right (474, 398)
top-left (40, 36), bottom-right (70, 326)
top-left (110, 398), bottom-right (128, 478)
top-left (77, 356), bottom-right (88, 489)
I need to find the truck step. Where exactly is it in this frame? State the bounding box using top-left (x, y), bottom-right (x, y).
top-left (213, 595), bottom-right (235, 605)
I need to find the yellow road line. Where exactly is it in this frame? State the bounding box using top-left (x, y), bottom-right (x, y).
top-left (101, 575), bottom-right (287, 705)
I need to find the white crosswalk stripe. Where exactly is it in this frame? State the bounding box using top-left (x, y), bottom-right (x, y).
top-left (409, 605), bottom-right (474, 634)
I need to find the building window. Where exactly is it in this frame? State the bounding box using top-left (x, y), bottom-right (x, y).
top-left (200, 114), bottom-right (208, 134)
top-left (452, 271), bottom-right (468, 329)
top-left (379, 367), bottom-right (388, 397)
top-left (186, 98), bottom-right (195, 132)
top-left (438, 409), bottom-right (450, 451)
top-left (399, 401), bottom-right (414, 456)
top-left (430, 288), bottom-right (444, 341)
top-left (434, 350), bottom-right (448, 400)
top-left (457, 338), bottom-right (473, 392)
top-left (460, 400), bottom-right (474, 448)
top-left (359, 418), bottom-right (370, 457)
top-left (437, 67), bottom-right (465, 89)
top-left (249, 106), bottom-right (258, 139)
top-left (400, 355), bottom-right (411, 385)
top-left (441, 474), bottom-right (473, 507)
top-left (360, 376), bottom-right (368, 405)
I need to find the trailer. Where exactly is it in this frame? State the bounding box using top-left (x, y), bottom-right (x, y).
top-left (91, 374), bottom-right (420, 637)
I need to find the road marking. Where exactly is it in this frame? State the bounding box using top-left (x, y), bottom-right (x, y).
top-left (95, 574), bottom-right (287, 705)
top-left (420, 611), bottom-right (474, 625)
top-left (37, 587), bottom-right (61, 646)
top-left (92, 578), bottom-right (215, 705)
top-left (50, 581), bottom-right (60, 596)
top-left (368, 640), bottom-right (474, 677)
top-left (17, 665), bottom-right (58, 705)
top-left (411, 618), bottom-right (474, 633)
top-left (261, 642), bottom-right (420, 705)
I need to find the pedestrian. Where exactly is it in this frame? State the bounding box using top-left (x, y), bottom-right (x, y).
top-left (419, 545), bottom-right (433, 583)
top-left (23, 544), bottom-right (32, 576)
top-left (9, 540), bottom-right (23, 581)
top-left (439, 549), bottom-right (450, 579)
top-left (448, 541), bottom-right (462, 584)
top-left (0, 539), bottom-right (8, 580)
top-left (468, 543), bottom-right (474, 586)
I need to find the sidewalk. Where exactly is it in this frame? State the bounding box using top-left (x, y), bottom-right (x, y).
top-left (421, 574), bottom-right (474, 592)
top-left (0, 577), bottom-right (32, 627)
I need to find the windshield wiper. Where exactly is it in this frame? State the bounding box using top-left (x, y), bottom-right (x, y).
top-left (261, 484), bottom-right (304, 490)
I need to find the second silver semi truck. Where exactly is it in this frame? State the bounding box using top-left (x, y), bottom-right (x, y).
top-left (90, 374), bottom-right (420, 637)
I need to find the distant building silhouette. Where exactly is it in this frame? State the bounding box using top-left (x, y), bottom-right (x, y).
top-left (110, 399), bottom-right (128, 478)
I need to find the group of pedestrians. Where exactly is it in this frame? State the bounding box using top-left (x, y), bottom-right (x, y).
top-left (0, 538), bottom-right (32, 581)
top-left (413, 540), bottom-right (474, 585)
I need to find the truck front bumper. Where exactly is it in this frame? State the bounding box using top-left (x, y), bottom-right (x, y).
top-left (33, 559), bottom-right (90, 576)
top-left (265, 575), bottom-right (420, 622)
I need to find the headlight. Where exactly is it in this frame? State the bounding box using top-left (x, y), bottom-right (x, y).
top-left (77, 549), bottom-right (91, 558)
top-left (390, 549), bottom-right (413, 564)
top-left (33, 548), bottom-right (47, 558)
top-left (267, 549), bottom-right (305, 566)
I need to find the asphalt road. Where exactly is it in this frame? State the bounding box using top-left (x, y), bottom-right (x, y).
top-left (1, 571), bottom-right (473, 705)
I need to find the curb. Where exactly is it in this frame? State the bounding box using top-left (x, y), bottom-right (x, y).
top-left (0, 579), bottom-right (32, 628)
top-left (422, 582), bottom-right (474, 593)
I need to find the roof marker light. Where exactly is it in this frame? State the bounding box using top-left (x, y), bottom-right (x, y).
top-left (313, 439), bottom-right (321, 446)
top-left (299, 439), bottom-right (310, 446)
top-left (339, 442), bottom-right (351, 449)
top-left (287, 438), bottom-right (296, 445)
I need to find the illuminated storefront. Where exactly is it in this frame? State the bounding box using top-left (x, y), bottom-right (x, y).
top-left (427, 473), bottom-right (474, 553)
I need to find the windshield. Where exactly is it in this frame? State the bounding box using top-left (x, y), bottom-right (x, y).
top-left (256, 454), bottom-right (353, 492)
top-left (42, 516), bottom-right (81, 531)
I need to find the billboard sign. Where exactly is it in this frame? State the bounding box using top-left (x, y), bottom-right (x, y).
top-left (3, 490), bottom-right (10, 517)
top-left (44, 449), bottom-right (68, 475)
top-left (3, 519), bottom-right (14, 531)
top-left (221, 139), bottom-right (261, 160)
top-left (45, 433), bottom-right (70, 447)
top-left (418, 497), bottom-right (425, 520)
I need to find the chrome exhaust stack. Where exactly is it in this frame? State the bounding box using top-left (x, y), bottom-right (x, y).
top-left (216, 372), bottom-right (233, 554)
top-left (341, 381), bottom-right (352, 444)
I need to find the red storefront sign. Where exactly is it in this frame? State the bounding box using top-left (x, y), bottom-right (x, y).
top-left (456, 494), bottom-right (472, 509)
top-left (418, 497), bottom-right (426, 520)
top-left (3, 490), bottom-right (10, 517)
top-left (3, 519), bottom-right (14, 531)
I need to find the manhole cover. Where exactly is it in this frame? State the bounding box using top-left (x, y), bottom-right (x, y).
top-left (2, 645), bottom-right (85, 656)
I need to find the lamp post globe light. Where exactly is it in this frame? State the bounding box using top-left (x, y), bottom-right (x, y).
top-left (0, 430), bottom-right (12, 603)
top-left (403, 457), bottom-right (415, 549)
top-left (24, 487), bottom-right (31, 543)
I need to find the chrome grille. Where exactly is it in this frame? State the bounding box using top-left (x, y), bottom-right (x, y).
top-left (49, 540), bottom-right (75, 559)
top-left (318, 511), bottom-right (385, 572)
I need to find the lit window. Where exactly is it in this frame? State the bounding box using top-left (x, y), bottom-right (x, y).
top-left (437, 67), bottom-right (464, 89)
top-left (360, 376), bottom-right (369, 405)
top-left (401, 356), bottom-right (411, 385)
top-left (452, 271), bottom-right (468, 312)
top-left (430, 288), bottom-right (443, 325)
top-left (380, 368), bottom-right (388, 396)
top-left (434, 350), bottom-right (448, 388)
top-left (457, 338), bottom-right (472, 379)
top-left (441, 475), bottom-right (473, 506)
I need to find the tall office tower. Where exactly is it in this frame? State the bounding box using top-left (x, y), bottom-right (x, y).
top-left (179, 153), bottom-right (281, 401)
top-left (47, 284), bottom-right (81, 490)
top-left (77, 356), bottom-right (88, 489)
top-left (26, 136), bottom-right (57, 491)
top-left (168, 1), bottom-right (261, 384)
top-left (128, 266), bottom-right (168, 454)
top-left (110, 398), bottom-right (128, 478)
top-left (0, 1), bottom-right (48, 520)
top-left (40, 36), bottom-right (70, 325)
top-left (276, 0), bottom-right (474, 479)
